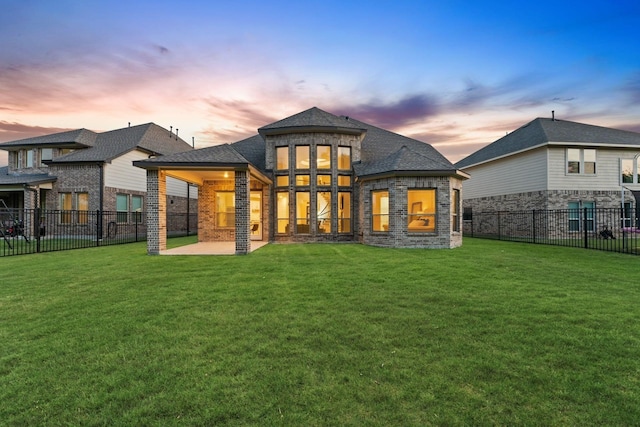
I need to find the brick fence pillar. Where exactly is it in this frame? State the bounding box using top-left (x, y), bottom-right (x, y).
top-left (147, 169), bottom-right (167, 255)
top-left (235, 170), bottom-right (250, 254)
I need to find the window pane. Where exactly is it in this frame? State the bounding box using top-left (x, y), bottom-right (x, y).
top-left (567, 148), bottom-right (580, 174)
top-left (276, 192), bottom-right (289, 233)
top-left (77, 193), bottom-right (89, 224)
top-left (132, 195), bottom-right (143, 222)
top-left (41, 148), bottom-right (53, 166)
top-left (317, 174), bottom-right (331, 186)
top-left (317, 145), bottom-right (331, 169)
top-left (408, 189), bottom-right (436, 232)
top-left (317, 191), bottom-right (331, 233)
top-left (295, 175), bottom-right (310, 186)
top-left (338, 175), bottom-right (351, 186)
top-left (372, 190), bottom-right (389, 232)
top-left (60, 193), bottom-right (72, 224)
top-left (276, 175), bottom-right (289, 187)
top-left (584, 149), bottom-right (596, 174)
top-left (338, 192), bottom-right (351, 233)
top-left (296, 192), bottom-right (310, 233)
top-left (116, 194), bottom-right (129, 223)
top-left (276, 147), bottom-right (288, 170)
top-left (452, 189), bottom-right (460, 232)
top-left (622, 159), bottom-right (633, 183)
top-left (296, 146), bottom-right (310, 169)
top-left (26, 150), bottom-right (34, 168)
top-left (568, 201), bottom-right (580, 231)
top-left (216, 192), bottom-right (235, 227)
top-left (338, 146), bottom-right (351, 170)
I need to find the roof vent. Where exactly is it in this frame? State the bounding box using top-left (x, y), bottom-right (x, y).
top-left (345, 116), bottom-right (349, 121)
top-left (552, 110), bottom-right (556, 121)
top-left (169, 126), bottom-right (173, 137)
top-left (175, 129), bottom-right (179, 140)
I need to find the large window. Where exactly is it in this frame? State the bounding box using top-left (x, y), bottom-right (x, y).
top-left (317, 192), bottom-right (331, 233)
top-left (568, 201), bottom-right (595, 232)
top-left (296, 192), bottom-right (310, 233)
top-left (408, 189), bottom-right (436, 232)
top-left (296, 146), bottom-right (310, 169)
top-left (116, 194), bottom-right (129, 223)
top-left (276, 192), bottom-right (289, 233)
top-left (317, 145), bottom-right (331, 169)
top-left (59, 193), bottom-right (73, 224)
top-left (452, 189), bottom-right (460, 232)
top-left (372, 190), bottom-right (389, 232)
top-left (338, 146), bottom-right (351, 170)
top-left (216, 192), bottom-right (235, 228)
top-left (338, 192), bottom-right (351, 233)
top-left (621, 157), bottom-right (640, 184)
top-left (276, 147), bottom-right (289, 170)
top-left (567, 148), bottom-right (596, 175)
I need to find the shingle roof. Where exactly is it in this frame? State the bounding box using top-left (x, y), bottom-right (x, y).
top-left (259, 107), bottom-right (366, 135)
top-left (455, 118), bottom-right (640, 169)
top-left (0, 129), bottom-right (98, 149)
top-left (0, 166), bottom-right (56, 186)
top-left (133, 143), bottom-right (252, 168)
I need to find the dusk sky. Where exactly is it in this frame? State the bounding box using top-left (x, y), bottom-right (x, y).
top-left (1, 0), bottom-right (639, 166)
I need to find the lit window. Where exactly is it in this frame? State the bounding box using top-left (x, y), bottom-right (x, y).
top-left (567, 148), bottom-right (596, 175)
top-left (77, 192), bottom-right (89, 224)
top-left (452, 189), bottom-right (460, 232)
top-left (317, 191), bottom-right (331, 233)
top-left (317, 145), bottom-right (331, 169)
top-left (276, 192), bottom-right (289, 233)
top-left (296, 146), bottom-right (310, 169)
top-left (338, 175), bottom-right (351, 186)
top-left (338, 146), bottom-right (351, 170)
top-left (216, 192), bottom-right (235, 228)
top-left (296, 192), bottom-right (310, 233)
top-left (317, 174), bottom-right (331, 186)
top-left (276, 175), bottom-right (289, 187)
top-left (295, 175), bottom-right (310, 186)
top-left (338, 192), bottom-right (351, 233)
top-left (276, 147), bottom-right (288, 170)
top-left (372, 190), bottom-right (389, 232)
top-left (59, 193), bottom-right (72, 224)
top-left (116, 194), bottom-right (129, 223)
top-left (408, 189), bottom-right (436, 232)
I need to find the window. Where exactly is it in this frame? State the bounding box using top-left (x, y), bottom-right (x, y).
top-left (295, 175), bottom-right (310, 186)
top-left (11, 151), bottom-right (19, 169)
top-left (26, 150), bottom-right (34, 168)
top-left (276, 175), bottom-right (289, 187)
top-left (567, 148), bottom-right (596, 175)
top-left (568, 201), bottom-right (595, 232)
top-left (452, 189), bottom-right (460, 232)
top-left (317, 174), bottom-right (331, 186)
top-left (77, 193), bottom-right (89, 224)
top-left (338, 192), bottom-right (351, 233)
top-left (41, 148), bottom-right (53, 166)
top-left (276, 147), bottom-right (289, 170)
top-left (132, 195), bottom-right (143, 223)
top-left (116, 194), bottom-right (129, 223)
top-left (338, 146), bottom-right (351, 170)
top-left (372, 190), bottom-right (389, 232)
top-left (276, 192), bottom-right (289, 233)
top-left (317, 192), bottom-right (331, 233)
top-left (216, 192), bottom-right (235, 227)
top-left (621, 157), bottom-right (640, 184)
top-left (296, 146), bottom-right (310, 169)
top-left (59, 193), bottom-right (72, 224)
top-left (622, 202), bottom-right (633, 228)
top-left (296, 192), bottom-right (310, 233)
top-left (408, 189), bottom-right (436, 232)
top-left (317, 145), bottom-right (331, 169)
top-left (337, 175), bottom-right (351, 187)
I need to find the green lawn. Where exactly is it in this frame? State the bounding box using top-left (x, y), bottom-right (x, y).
top-left (1, 238), bottom-right (639, 426)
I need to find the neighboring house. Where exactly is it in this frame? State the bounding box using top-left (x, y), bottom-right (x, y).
top-left (455, 117), bottom-right (640, 221)
top-left (134, 107), bottom-right (469, 254)
top-left (0, 123), bottom-right (196, 233)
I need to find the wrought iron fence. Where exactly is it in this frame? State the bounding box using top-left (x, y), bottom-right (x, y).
top-left (464, 208), bottom-right (640, 255)
top-left (1, 209), bottom-right (197, 257)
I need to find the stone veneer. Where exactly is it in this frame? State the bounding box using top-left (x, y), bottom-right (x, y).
top-left (146, 169), bottom-right (166, 255)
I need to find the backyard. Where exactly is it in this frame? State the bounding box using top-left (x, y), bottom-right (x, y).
top-left (1, 237), bottom-right (639, 425)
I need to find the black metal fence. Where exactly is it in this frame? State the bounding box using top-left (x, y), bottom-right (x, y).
top-left (465, 208), bottom-right (640, 255)
top-left (1, 209), bottom-right (197, 257)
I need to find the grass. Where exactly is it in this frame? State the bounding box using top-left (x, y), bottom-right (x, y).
top-left (1, 237), bottom-right (640, 426)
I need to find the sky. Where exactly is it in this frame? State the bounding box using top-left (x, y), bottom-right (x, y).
top-left (1, 0), bottom-right (639, 167)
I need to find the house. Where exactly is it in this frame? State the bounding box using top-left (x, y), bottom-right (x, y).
top-left (455, 116), bottom-right (640, 222)
top-left (0, 123), bottom-right (196, 234)
top-left (134, 107), bottom-right (469, 254)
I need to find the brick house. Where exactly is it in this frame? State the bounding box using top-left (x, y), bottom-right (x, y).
top-left (455, 116), bottom-right (640, 218)
top-left (0, 123), bottom-right (196, 233)
top-left (134, 107), bottom-right (468, 254)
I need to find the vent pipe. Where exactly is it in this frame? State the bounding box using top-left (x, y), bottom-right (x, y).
top-left (552, 110), bottom-right (555, 121)
top-left (175, 129), bottom-right (179, 140)
top-left (192, 137), bottom-right (195, 148)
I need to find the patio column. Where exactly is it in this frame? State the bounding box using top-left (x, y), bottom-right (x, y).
top-left (23, 186), bottom-right (38, 238)
top-left (235, 170), bottom-right (250, 254)
top-left (147, 169), bottom-right (167, 255)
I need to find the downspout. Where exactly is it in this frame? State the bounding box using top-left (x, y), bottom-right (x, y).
top-left (98, 162), bottom-right (104, 241)
top-left (186, 183), bottom-right (190, 235)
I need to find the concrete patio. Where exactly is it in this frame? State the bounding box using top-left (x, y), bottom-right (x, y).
top-left (160, 241), bottom-right (269, 255)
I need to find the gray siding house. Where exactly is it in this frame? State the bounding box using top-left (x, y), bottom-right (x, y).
top-left (134, 107), bottom-right (469, 254)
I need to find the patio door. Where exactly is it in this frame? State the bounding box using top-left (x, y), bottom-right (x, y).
top-left (250, 191), bottom-right (262, 240)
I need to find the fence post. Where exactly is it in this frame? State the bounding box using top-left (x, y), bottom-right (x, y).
top-left (532, 210), bottom-right (536, 244)
top-left (583, 207), bottom-right (588, 249)
top-left (497, 211), bottom-right (501, 240)
top-left (135, 212), bottom-right (139, 242)
top-left (96, 210), bottom-right (102, 246)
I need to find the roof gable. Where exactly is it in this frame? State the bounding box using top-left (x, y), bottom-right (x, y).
top-left (0, 128), bottom-right (97, 149)
top-left (259, 107), bottom-right (366, 136)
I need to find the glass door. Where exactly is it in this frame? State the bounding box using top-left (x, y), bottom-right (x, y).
top-left (250, 191), bottom-right (262, 240)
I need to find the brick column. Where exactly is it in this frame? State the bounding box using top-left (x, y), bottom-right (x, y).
top-left (147, 169), bottom-right (167, 255)
top-left (23, 187), bottom-right (38, 238)
top-left (235, 170), bottom-right (250, 254)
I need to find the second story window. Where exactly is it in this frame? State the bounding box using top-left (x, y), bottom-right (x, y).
top-left (621, 157), bottom-right (640, 184)
top-left (276, 146), bottom-right (288, 170)
top-left (26, 150), bottom-right (34, 168)
top-left (317, 145), bottom-right (331, 169)
top-left (338, 146), bottom-right (351, 170)
top-left (296, 146), bottom-right (310, 169)
top-left (567, 148), bottom-right (596, 175)
top-left (41, 148), bottom-right (53, 167)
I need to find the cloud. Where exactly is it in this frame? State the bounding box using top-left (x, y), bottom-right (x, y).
top-left (334, 94), bottom-right (440, 129)
top-left (0, 121), bottom-right (74, 143)
top-left (622, 72), bottom-right (640, 106)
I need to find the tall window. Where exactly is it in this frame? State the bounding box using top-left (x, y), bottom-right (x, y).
top-left (296, 192), bottom-right (310, 233)
top-left (216, 192), bottom-right (235, 227)
top-left (77, 192), bottom-right (89, 224)
top-left (568, 201), bottom-right (595, 232)
top-left (276, 147), bottom-right (288, 170)
top-left (59, 193), bottom-right (72, 224)
top-left (567, 148), bottom-right (596, 175)
top-left (372, 190), bottom-right (389, 232)
top-left (408, 189), bottom-right (436, 232)
top-left (452, 189), bottom-right (460, 232)
top-left (621, 157), bottom-right (640, 184)
top-left (26, 150), bottom-right (34, 168)
top-left (338, 146), bottom-right (351, 170)
top-left (296, 146), bottom-right (310, 169)
top-left (132, 195), bottom-right (143, 223)
top-left (317, 191), bottom-right (331, 233)
top-left (317, 145), bottom-right (331, 169)
top-left (338, 192), bottom-right (351, 233)
top-left (276, 192), bottom-right (289, 233)
top-left (116, 194), bottom-right (129, 223)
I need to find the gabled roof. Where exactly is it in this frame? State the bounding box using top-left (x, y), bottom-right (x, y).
top-left (134, 143), bottom-right (252, 168)
top-left (0, 128), bottom-right (98, 149)
top-left (0, 166), bottom-right (56, 186)
top-left (259, 107), bottom-right (366, 136)
top-left (455, 118), bottom-right (640, 169)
